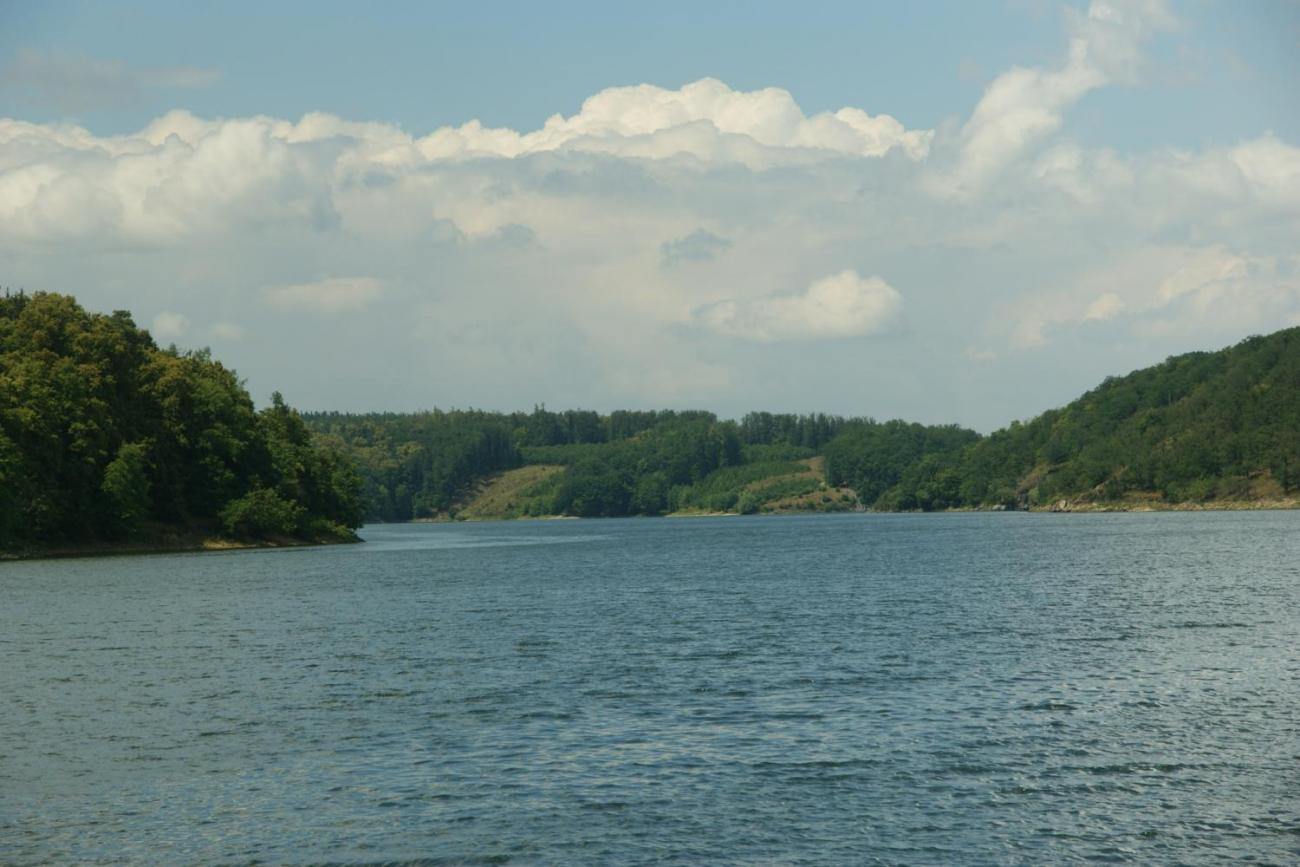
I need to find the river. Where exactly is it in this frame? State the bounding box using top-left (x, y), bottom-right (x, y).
top-left (2, 512), bottom-right (1297, 865)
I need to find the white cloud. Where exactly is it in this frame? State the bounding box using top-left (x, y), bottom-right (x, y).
top-left (0, 38), bottom-right (1297, 431)
top-left (696, 270), bottom-right (903, 342)
top-left (1155, 247), bottom-right (1248, 306)
top-left (263, 277), bottom-right (383, 314)
top-left (0, 79), bottom-right (933, 244)
top-left (1228, 135), bottom-right (1300, 206)
top-left (1032, 143), bottom-right (1134, 204)
top-left (151, 311), bottom-right (190, 340)
top-left (418, 78), bottom-right (933, 166)
top-left (993, 244), bottom-right (1299, 354)
top-left (1083, 292), bottom-right (1125, 320)
top-left (929, 0), bottom-right (1174, 197)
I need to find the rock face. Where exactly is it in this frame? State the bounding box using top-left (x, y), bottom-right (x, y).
top-left (1050, 499), bottom-right (1071, 513)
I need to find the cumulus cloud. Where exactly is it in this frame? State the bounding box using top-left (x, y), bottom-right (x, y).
top-left (696, 270), bottom-right (903, 342)
top-left (0, 78), bottom-right (934, 244)
top-left (419, 78), bottom-right (933, 165)
top-left (151, 311), bottom-right (190, 340)
top-left (0, 39), bottom-right (1297, 430)
top-left (660, 229), bottom-right (732, 267)
top-left (263, 277), bottom-right (383, 314)
top-left (0, 50), bottom-right (219, 112)
top-left (929, 0), bottom-right (1174, 197)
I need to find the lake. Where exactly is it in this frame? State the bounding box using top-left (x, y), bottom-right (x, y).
top-left (2, 512), bottom-right (1297, 865)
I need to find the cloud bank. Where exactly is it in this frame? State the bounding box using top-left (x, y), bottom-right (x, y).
top-left (0, 1), bottom-right (1296, 428)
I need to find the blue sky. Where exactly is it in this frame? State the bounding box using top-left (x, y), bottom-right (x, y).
top-left (4, 1), bottom-right (1296, 147)
top-left (1, 0), bottom-right (1298, 428)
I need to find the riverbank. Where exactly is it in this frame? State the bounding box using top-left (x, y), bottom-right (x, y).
top-left (393, 496), bottom-right (1300, 524)
top-left (1, 528), bottom-right (361, 561)
top-left (1029, 496), bottom-right (1300, 513)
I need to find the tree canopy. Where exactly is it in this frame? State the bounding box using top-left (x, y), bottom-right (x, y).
top-left (0, 292), bottom-right (363, 551)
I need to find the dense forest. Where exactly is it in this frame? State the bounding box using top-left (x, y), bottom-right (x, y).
top-left (0, 292), bottom-right (363, 554)
top-left (913, 326), bottom-right (1300, 510)
top-left (307, 327), bottom-right (1300, 520)
top-left (5, 291), bottom-right (1297, 552)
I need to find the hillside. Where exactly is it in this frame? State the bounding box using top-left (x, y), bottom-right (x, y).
top-left (856, 328), bottom-right (1300, 511)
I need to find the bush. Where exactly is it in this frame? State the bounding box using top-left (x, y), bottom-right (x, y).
top-left (101, 442), bottom-right (152, 534)
top-left (219, 488), bottom-right (305, 538)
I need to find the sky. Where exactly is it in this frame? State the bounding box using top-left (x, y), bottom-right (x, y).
top-left (1, 0), bottom-right (1298, 431)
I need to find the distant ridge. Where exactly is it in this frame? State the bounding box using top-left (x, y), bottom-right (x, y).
top-left (307, 328), bottom-right (1300, 518)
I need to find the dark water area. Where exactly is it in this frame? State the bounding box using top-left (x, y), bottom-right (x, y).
top-left (2, 512), bottom-right (1298, 865)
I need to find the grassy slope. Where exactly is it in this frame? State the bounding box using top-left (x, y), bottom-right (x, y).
top-left (750, 456), bottom-right (860, 515)
top-left (453, 465), bottom-right (566, 520)
top-left (453, 457), bottom-right (859, 520)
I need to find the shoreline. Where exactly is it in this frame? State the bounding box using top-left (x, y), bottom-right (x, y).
top-left (1025, 497), bottom-right (1300, 514)
top-left (384, 497), bottom-right (1300, 524)
top-left (10, 500), bottom-right (1295, 558)
top-left (1, 532), bottom-right (361, 563)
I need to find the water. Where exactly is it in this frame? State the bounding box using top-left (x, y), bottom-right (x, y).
top-left (2, 512), bottom-right (1298, 866)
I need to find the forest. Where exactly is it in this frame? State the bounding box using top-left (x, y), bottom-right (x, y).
top-left (307, 327), bottom-right (1300, 520)
top-left (0, 292), bottom-right (363, 554)
top-left (303, 407), bottom-right (881, 520)
top-left (920, 326), bottom-right (1300, 509)
top-left (4, 292), bottom-right (1298, 554)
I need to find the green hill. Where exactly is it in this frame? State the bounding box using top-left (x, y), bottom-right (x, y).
top-left (855, 328), bottom-right (1300, 511)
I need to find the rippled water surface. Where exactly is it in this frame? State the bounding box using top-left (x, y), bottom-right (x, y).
top-left (2, 512), bottom-right (1298, 865)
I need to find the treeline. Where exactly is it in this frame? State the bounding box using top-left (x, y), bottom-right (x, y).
top-left (521, 416), bottom-right (744, 517)
top-left (0, 292), bottom-right (363, 552)
top-left (823, 421), bottom-right (982, 510)
top-left (301, 403), bottom-right (924, 521)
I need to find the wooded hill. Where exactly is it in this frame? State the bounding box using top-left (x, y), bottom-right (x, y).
top-left (307, 327), bottom-right (1300, 519)
top-left (0, 292), bottom-right (364, 554)
top-left (889, 326), bottom-right (1300, 510)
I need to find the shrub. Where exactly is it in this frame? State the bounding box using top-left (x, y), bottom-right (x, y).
top-left (219, 488), bottom-right (304, 538)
